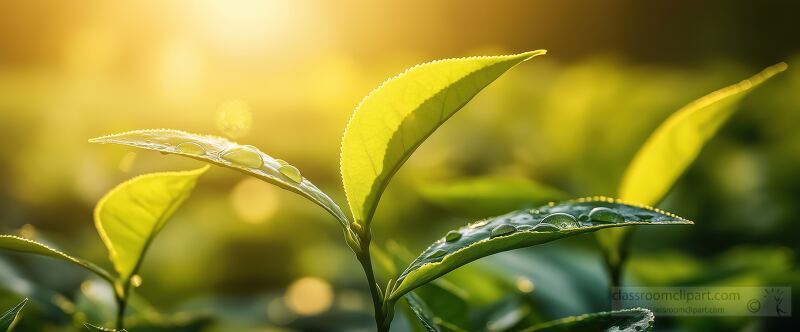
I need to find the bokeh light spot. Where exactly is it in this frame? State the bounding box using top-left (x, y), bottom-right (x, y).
top-left (285, 277), bottom-right (333, 316)
top-left (216, 99), bottom-right (253, 138)
top-left (515, 276), bottom-right (534, 293)
top-left (229, 177), bottom-right (279, 224)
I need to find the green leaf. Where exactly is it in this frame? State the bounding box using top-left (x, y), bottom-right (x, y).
top-left (0, 298), bottom-right (27, 332)
top-left (89, 129), bottom-right (350, 227)
top-left (388, 197), bottom-right (692, 301)
top-left (340, 50), bottom-right (546, 225)
top-left (619, 62), bottom-right (786, 206)
top-left (418, 175), bottom-right (568, 218)
top-left (84, 323), bottom-right (127, 332)
top-left (405, 293), bottom-right (442, 332)
top-left (599, 62), bottom-right (788, 263)
top-left (520, 308), bottom-right (654, 332)
top-left (0, 235), bottom-right (114, 283)
top-left (94, 167), bottom-right (206, 283)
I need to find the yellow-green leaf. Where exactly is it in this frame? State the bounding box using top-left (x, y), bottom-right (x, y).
top-left (619, 62), bottom-right (787, 205)
top-left (340, 50), bottom-right (547, 225)
top-left (90, 129), bottom-right (350, 227)
top-left (94, 167), bottom-right (206, 282)
top-left (0, 235), bottom-right (113, 283)
top-left (598, 63), bottom-right (787, 264)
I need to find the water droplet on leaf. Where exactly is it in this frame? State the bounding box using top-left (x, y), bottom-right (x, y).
top-left (490, 224), bottom-right (517, 238)
top-left (533, 223), bottom-right (559, 232)
top-left (445, 231), bottom-right (462, 242)
top-left (588, 207), bottom-right (623, 223)
top-left (636, 213), bottom-right (653, 220)
top-left (221, 145), bottom-right (263, 168)
top-left (279, 164), bottom-right (303, 183)
top-left (428, 249), bottom-right (447, 259)
top-left (578, 214), bottom-right (589, 222)
top-left (541, 213), bottom-right (579, 229)
top-left (176, 142), bottom-right (206, 155)
top-left (516, 225), bottom-right (535, 231)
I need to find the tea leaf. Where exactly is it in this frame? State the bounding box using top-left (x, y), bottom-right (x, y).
top-left (418, 176), bottom-right (568, 218)
top-left (388, 197), bottom-right (692, 301)
top-left (340, 51), bottom-right (546, 226)
top-left (0, 236), bottom-right (114, 283)
top-left (84, 323), bottom-right (127, 332)
top-left (95, 167), bottom-right (206, 283)
top-left (520, 308), bottom-right (654, 332)
top-left (599, 63), bottom-right (788, 263)
top-left (90, 129), bottom-right (351, 227)
top-left (619, 62), bottom-right (786, 206)
top-left (0, 298), bottom-right (27, 331)
top-left (405, 293), bottom-right (442, 332)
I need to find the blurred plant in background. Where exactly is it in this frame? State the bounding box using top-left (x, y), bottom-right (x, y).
top-left (1, 0), bottom-right (799, 331)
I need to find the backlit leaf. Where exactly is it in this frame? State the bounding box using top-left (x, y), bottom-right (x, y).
top-left (0, 298), bottom-right (27, 331)
top-left (388, 197), bottom-right (692, 301)
top-left (340, 51), bottom-right (546, 225)
top-left (520, 308), bottom-right (654, 332)
top-left (94, 167), bottom-right (206, 282)
top-left (599, 63), bottom-right (787, 263)
top-left (418, 176), bottom-right (568, 218)
top-left (618, 62), bottom-right (787, 206)
top-left (0, 236), bottom-right (113, 283)
top-left (90, 129), bottom-right (350, 227)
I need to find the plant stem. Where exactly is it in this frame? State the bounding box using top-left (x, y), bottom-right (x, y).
top-left (113, 280), bottom-right (131, 331)
top-left (605, 228), bottom-right (634, 289)
top-left (115, 294), bottom-right (127, 330)
top-left (356, 231), bottom-right (389, 332)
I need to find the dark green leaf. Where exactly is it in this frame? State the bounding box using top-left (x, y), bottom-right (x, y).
top-left (0, 298), bottom-right (27, 332)
top-left (84, 323), bottom-right (127, 331)
top-left (520, 308), bottom-right (654, 332)
top-left (389, 197), bottom-right (692, 301)
top-left (405, 293), bottom-right (442, 332)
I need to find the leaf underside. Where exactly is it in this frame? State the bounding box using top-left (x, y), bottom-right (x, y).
top-left (0, 235), bottom-right (113, 283)
top-left (94, 167), bottom-right (206, 282)
top-left (521, 308), bottom-right (654, 332)
top-left (599, 62), bottom-right (788, 259)
top-left (340, 50), bottom-right (546, 225)
top-left (389, 197), bottom-right (692, 300)
top-left (0, 298), bottom-right (28, 331)
top-left (90, 129), bottom-right (350, 227)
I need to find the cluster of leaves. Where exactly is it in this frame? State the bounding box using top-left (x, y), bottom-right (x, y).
top-left (0, 49), bottom-right (786, 331)
top-left (0, 168), bottom-right (207, 330)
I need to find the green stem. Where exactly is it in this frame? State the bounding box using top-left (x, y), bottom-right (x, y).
top-left (355, 230), bottom-right (390, 332)
top-left (115, 294), bottom-right (127, 330)
top-left (605, 228), bottom-right (634, 289)
top-left (113, 281), bottom-right (131, 331)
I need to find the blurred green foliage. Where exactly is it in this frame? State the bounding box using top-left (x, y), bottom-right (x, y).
top-left (1, 1), bottom-right (799, 331)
